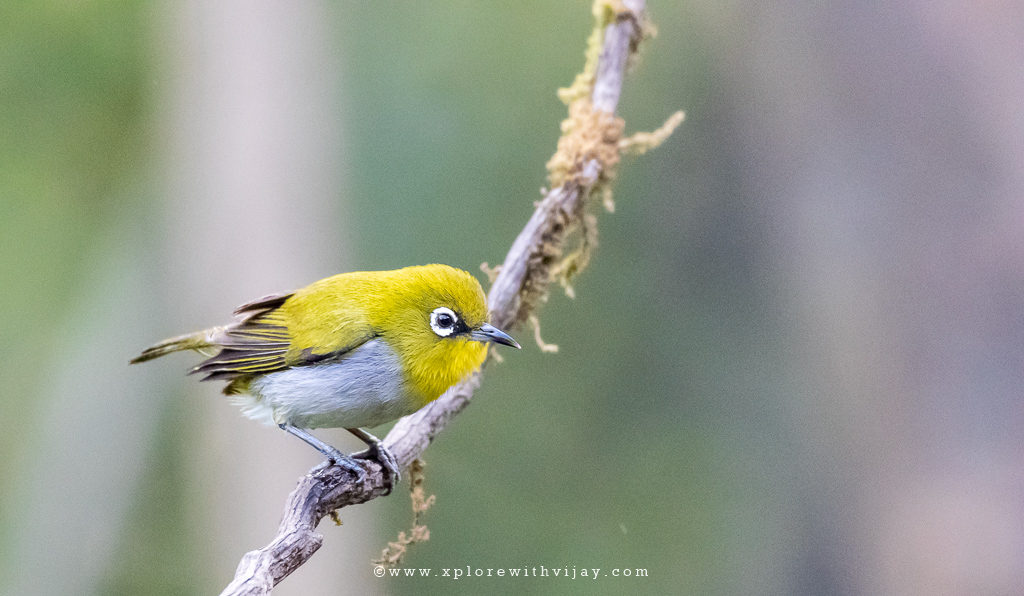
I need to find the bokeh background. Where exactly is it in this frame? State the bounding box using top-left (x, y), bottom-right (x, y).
top-left (2, 1), bottom-right (1023, 594)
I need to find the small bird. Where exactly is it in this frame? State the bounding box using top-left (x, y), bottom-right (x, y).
top-left (131, 264), bottom-right (519, 488)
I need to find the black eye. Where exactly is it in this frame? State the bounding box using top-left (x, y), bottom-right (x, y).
top-left (430, 307), bottom-right (459, 337)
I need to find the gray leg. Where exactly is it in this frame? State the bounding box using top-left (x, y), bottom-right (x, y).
top-left (279, 423), bottom-right (366, 482)
top-left (348, 427), bottom-right (401, 490)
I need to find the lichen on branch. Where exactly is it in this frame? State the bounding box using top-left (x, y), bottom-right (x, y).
top-left (373, 459), bottom-right (434, 568)
top-left (541, 0), bottom-right (680, 305)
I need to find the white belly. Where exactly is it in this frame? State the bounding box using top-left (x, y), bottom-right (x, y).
top-left (237, 338), bottom-right (418, 429)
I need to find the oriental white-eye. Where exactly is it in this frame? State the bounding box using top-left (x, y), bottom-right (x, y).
top-left (131, 264), bottom-right (520, 489)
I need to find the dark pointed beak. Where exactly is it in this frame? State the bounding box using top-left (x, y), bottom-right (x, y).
top-left (469, 323), bottom-right (521, 349)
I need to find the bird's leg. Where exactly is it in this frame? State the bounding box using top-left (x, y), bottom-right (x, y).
top-left (278, 423), bottom-right (367, 483)
top-left (348, 427), bottom-right (401, 492)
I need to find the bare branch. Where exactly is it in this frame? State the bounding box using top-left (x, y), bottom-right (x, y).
top-left (220, 1), bottom-right (672, 593)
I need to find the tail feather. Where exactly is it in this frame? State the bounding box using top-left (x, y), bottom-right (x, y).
top-left (130, 327), bottom-right (224, 364)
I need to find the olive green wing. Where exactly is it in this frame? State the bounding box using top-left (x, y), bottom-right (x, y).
top-left (190, 288), bottom-right (377, 394)
top-left (190, 293), bottom-right (296, 384)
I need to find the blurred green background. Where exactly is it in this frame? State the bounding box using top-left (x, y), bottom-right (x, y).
top-left (3, 1), bottom-right (1023, 594)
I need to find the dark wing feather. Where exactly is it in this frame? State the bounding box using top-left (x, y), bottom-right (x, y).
top-left (190, 292), bottom-right (294, 386)
top-left (233, 293), bottom-right (292, 316)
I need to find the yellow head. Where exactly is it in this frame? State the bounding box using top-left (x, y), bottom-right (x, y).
top-left (277, 264), bottom-right (519, 405)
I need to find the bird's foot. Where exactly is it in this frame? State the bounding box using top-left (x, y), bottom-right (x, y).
top-left (312, 448), bottom-right (368, 485)
top-left (352, 441), bottom-right (401, 494)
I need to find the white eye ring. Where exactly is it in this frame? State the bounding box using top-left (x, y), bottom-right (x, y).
top-left (429, 307), bottom-right (459, 337)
